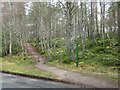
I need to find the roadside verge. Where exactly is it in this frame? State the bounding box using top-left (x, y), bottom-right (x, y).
top-left (1, 70), bottom-right (88, 87)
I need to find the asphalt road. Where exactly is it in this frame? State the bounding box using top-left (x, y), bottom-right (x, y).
top-left (0, 73), bottom-right (87, 88)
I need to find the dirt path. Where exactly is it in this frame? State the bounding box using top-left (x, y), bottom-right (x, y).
top-left (25, 43), bottom-right (118, 88)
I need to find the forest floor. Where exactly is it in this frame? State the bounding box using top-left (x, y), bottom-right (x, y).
top-left (25, 43), bottom-right (118, 88)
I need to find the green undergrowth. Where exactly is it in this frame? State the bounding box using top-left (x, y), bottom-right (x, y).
top-left (0, 55), bottom-right (58, 79)
top-left (45, 45), bottom-right (119, 80)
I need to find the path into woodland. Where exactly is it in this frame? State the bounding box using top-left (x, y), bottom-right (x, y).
top-left (25, 43), bottom-right (118, 88)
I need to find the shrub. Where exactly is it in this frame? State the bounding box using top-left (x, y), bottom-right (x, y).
top-left (93, 46), bottom-right (106, 53)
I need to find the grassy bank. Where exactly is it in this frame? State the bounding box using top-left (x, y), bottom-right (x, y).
top-left (0, 55), bottom-right (58, 79)
top-left (47, 60), bottom-right (118, 81)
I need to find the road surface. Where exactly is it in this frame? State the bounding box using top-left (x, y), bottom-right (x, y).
top-left (1, 73), bottom-right (87, 88)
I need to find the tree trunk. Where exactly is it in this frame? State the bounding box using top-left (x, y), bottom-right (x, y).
top-left (90, 2), bottom-right (95, 43)
top-left (95, 2), bottom-right (99, 36)
top-left (118, 2), bottom-right (120, 47)
top-left (9, 31), bottom-right (12, 55)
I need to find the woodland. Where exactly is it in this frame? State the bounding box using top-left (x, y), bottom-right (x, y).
top-left (1, 1), bottom-right (120, 80)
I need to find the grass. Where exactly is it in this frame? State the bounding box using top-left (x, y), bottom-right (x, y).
top-left (47, 60), bottom-right (118, 82)
top-left (0, 55), bottom-right (58, 79)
